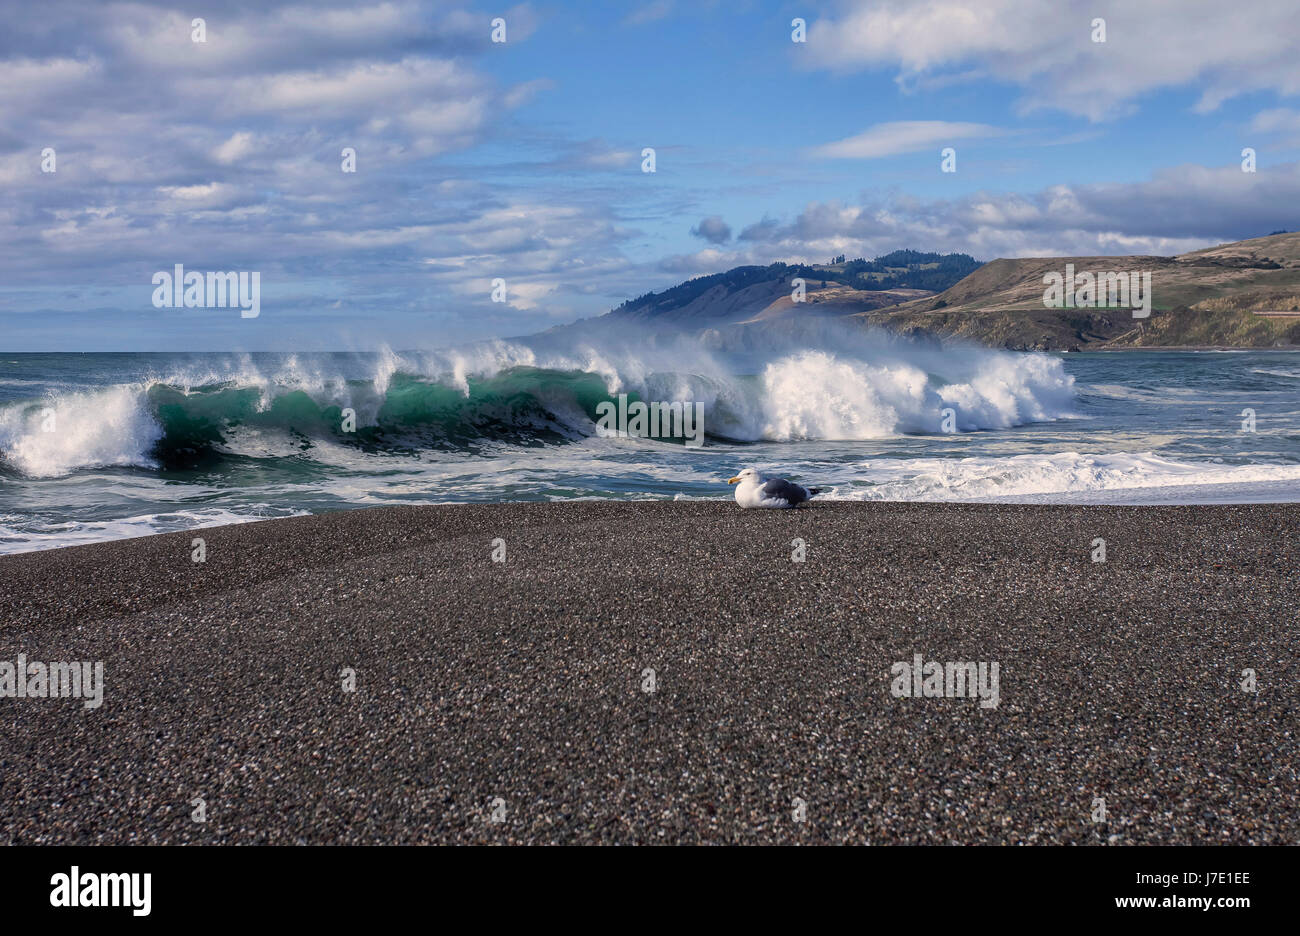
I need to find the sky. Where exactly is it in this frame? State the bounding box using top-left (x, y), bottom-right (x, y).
top-left (2, 0), bottom-right (1300, 351)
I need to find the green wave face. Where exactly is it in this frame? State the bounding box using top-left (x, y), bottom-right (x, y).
top-left (145, 367), bottom-right (636, 469)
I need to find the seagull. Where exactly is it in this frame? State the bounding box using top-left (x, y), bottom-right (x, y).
top-left (727, 468), bottom-right (821, 508)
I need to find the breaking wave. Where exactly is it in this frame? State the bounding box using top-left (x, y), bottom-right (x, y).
top-left (0, 338), bottom-right (1077, 478)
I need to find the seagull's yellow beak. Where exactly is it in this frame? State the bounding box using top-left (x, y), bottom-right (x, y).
top-left (727, 476), bottom-right (741, 484)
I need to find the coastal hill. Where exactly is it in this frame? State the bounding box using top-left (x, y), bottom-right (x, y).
top-left (583, 233), bottom-right (1300, 350)
top-left (861, 230), bottom-right (1300, 349)
top-left (607, 250), bottom-right (979, 327)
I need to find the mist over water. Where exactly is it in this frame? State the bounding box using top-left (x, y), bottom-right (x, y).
top-left (1, 332), bottom-right (1298, 553)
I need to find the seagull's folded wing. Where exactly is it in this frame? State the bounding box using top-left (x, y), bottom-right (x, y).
top-left (761, 478), bottom-right (808, 503)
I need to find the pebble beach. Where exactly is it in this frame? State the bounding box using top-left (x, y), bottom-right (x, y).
top-left (0, 501), bottom-right (1295, 844)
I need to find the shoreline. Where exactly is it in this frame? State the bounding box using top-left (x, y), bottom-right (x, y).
top-left (1088, 344), bottom-right (1300, 352)
top-left (1, 501), bottom-right (1296, 844)
top-left (5, 345), bottom-right (1299, 356)
top-left (9, 477), bottom-right (1300, 558)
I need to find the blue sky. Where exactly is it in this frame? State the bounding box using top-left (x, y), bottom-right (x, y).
top-left (2, 0), bottom-right (1299, 350)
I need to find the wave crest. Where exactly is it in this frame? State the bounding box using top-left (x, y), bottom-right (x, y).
top-left (0, 338), bottom-right (1077, 477)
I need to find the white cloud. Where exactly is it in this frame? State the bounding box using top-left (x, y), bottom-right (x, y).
top-left (1251, 109), bottom-right (1300, 133)
top-left (703, 161), bottom-right (1300, 265)
top-left (806, 0), bottom-right (1300, 120)
top-left (219, 58), bottom-right (479, 117)
top-left (626, 1), bottom-right (675, 26)
top-left (0, 57), bottom-right (99, 109)
top-left (811, 120), bottom-right (1002, 159)
top-left (212, 131), bottom-right (257, 164)
top-left (105, 3), bottom-right (487, 72)
top-left (1250, 108), bottom-right (1300, 149)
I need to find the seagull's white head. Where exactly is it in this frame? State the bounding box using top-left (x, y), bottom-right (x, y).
top-left (727, 468), bottom-right (762, 485)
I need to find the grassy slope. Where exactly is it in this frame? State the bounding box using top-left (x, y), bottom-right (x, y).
top-left (853, 232), bottom-right (1300, 350)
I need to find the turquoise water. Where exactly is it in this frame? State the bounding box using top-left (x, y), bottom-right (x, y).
top-left (1, 345), bottom-right (1298, 553)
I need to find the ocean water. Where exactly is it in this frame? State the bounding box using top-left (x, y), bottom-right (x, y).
top-left (1, 337), bottom-right (1298, 554)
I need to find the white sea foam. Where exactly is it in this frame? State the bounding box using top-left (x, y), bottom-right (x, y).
top-left (819, 452), bottom-right (1300, 503)
top-left (0, 505), bottom-right (307, 555)
top-left (0, 385), bottom-right (163, 477)
top-left (726, 348), bottom-right (1075, 440)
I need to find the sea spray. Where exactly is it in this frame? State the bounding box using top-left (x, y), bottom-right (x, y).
top-left (0, 337), bottom-right (1078, 474)
top-left (0, 385), bottom-right (164, 477)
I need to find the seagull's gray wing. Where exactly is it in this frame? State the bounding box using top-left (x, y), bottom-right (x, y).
top-left (761, 477), bottom-right (809, 504)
